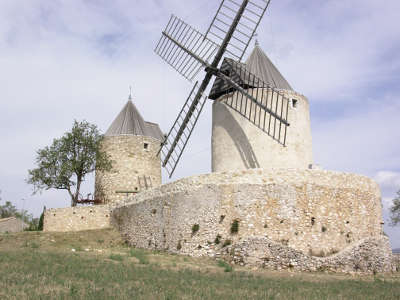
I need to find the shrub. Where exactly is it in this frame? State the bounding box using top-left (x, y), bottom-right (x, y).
top-left (230, 220), bottom-right (239, 234)
top-left (38, 211), bottom-right (44, 231)
top-left (177, 240), bottom-right (182, 250)
top-left (109, 254), bottom-right (123, 262)
top-left (191, 224), bottom-right (200, 235)
top-left (214, 234), bottom-right (222, 244)
top-left (321, 226), bottom-right (327, 232)
top-left (217, 260), bottom-right (233, 272)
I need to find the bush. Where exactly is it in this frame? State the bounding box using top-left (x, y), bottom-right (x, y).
top-left (38, 211), bottom-right (44, 231)
top-left (214, 234), bottom-right (222, 245)
top-left (217, 260), bottom-right (233, 272)
top-left (230, 220), bottom-right (239, 234)
top-left (109, 254), bottom-right (123, 261)
top-left (191, 224), bottom-right (200, 235)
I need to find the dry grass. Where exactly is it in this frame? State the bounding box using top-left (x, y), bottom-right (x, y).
top-left (0, 229), bottom-right (399, 299)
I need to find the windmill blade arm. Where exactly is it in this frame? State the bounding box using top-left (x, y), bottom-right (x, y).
top-left (214, 59), bottom-right (291, 146)
top-left (217, 70), bottom-right (289, 126)
top-left (155, 15), bottom-right (219, 82)
top-left (158, 81), bottom-right (208, 178)
top-left (161, 32), bottom-right (210, 70)
top-left (205, 0), bottom-right (271, 61)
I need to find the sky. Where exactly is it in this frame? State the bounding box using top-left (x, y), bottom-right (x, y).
top-left (0, 0), bottom-right (399, 247)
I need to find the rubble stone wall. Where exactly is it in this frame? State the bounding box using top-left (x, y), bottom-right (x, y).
top-left (44, 205), bottom-right (111, 232)
top-left (0, 217), bottom-right (28, 233)
top-left (95, 135), bottom-right (162, 204)
top-left (112, 168), bottom-right (391, 273)
top-left (393, 254), bottom-right (400, 272)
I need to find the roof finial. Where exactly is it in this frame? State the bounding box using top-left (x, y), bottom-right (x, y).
top-left (129, 85), bottom-right (132, 101)
top-left (254, 33), bottom-right (259, 47)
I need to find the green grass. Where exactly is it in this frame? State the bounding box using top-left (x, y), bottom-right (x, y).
top-left (217, 260), bottom-right (233, 272)
top-left (109, 254), bottom-right (124, 261)
top-left (129, 248), bottom-right (149, 264)
top-left (0, 229), bottom-right (399, 299)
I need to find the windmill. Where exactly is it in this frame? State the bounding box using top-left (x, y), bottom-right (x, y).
top-left (155, 0), bottom-right (292, 178)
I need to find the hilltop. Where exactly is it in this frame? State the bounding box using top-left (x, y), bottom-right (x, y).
top-left (0, 229), bottom-right (399, 299)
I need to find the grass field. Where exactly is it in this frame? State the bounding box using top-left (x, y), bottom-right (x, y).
top-left (0, 228), bottom-right (399, 299)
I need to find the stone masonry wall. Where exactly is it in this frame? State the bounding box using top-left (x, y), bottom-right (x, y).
top-left (112, 168), bottom-right (391, 273)
top-left (0, 217), bottom-right (28, 233)
top-left (95, 135), bottom-right (161, 204)
top-left (393, 254), bottom-right (400, 272)
top-left (44, 205), bottom-right (111, 232)
top-left (212, 89), bottom-right (313, 172)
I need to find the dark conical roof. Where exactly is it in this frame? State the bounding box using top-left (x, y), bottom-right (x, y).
top-left (105, 100), bottom-right (164, 141)
top-left (245, 44), bottom-right (293, 91)
top-left (209, 44), bottom-right (293, 100)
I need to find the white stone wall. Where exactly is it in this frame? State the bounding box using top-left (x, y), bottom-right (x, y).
top-left (212, 89), bottom-right (313, 172)
top-left (111, 168), bottom-right (390, 273)
top-left (0, 217), bottom-right (28, 233)
top-left (43, 205), bottom-right (111, 232)
top-left (95, 135), bottom-right (162, 204)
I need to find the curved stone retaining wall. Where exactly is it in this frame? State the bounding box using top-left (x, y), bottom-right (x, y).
top-left (112, 168), bottom-right (391, 273)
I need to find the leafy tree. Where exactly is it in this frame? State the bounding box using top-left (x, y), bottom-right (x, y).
top-left (38, 207), bottom-right (45, 231)
top-left (390, 190), bottom-right (400, 226)
top-left (0, 200), bottom-right (18, 218)
top-left (27, 120), bottom-right (112, 207)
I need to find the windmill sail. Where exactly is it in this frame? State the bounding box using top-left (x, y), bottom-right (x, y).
top-left (155, 0), bottom-right (273, 177)
top-left (159, 82), bottom-right (207, 177)
top-left (155, 15), bottom-right (219, 82)
top-left (205, 0), bottom-right (271, 61)
top-left (215, 59), bottom-right (290, 145)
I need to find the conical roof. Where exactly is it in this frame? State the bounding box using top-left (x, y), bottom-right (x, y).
top-left (105, 100), bottom-right (164, 141)
top-left (245, 44), bottom-right (293, 91)
top-left (209, 44), bottom-right (293, 100)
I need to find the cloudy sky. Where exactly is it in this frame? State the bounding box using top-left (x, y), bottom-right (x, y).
top-left (0, 0), bottom-right (399, 247)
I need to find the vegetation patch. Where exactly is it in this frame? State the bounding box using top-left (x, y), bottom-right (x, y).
top-left (191, 224), bottom-right (200, 235)
top-left (130, 249), bottom-right (149, 264)
top-left (230, 220), bottom-right (240, 234)
top-left (109, 254), bottom-right (124, 261)
top-left (214, 234), bottom-right (222, 245)
top-left (217, 260), bottom-right (233, 272)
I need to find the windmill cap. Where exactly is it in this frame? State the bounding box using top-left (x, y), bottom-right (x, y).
top-left (105, 99), bottom-right (164, 141)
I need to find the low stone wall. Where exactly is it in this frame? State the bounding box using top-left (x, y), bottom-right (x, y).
top-left (393, 254), bottom-right (400, 272)
top-left (225, 236), bottom-right (393, 273)
top-left (44, 205), bottom-right (111, 232)
top-left (0, 217), bottom-right (28, 233)
top-left (112, 168), bottom-right (391, 273)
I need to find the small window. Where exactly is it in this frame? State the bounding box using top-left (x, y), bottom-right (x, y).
top-left (291, 99), bottom-right (298, 108)
top-left (144, 143), bottom-right (149, 150)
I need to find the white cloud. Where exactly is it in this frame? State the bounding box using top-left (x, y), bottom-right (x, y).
top-left (375, 171), bottom-right (400, 190)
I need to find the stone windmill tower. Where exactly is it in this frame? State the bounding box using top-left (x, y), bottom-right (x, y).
top-left (154, 0), bottom-right (313, 178)
top-left (210, 42), bottom-right (313, 172)
top-left (95, 94), bottom-right (164, 204)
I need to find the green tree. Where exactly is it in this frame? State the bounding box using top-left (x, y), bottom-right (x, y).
top-left (390, 190), bottom-right (400, 226)
top-left (27, 120), bottom-right (112, 207)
